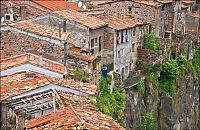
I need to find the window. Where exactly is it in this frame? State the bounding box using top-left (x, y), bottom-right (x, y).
top-left (95, 38), bottom-right (97, 43)
top-left (128, 7), bottom-right (132, 13)
top-left (125, 29), bottom-right (128, 42)
top-left (121, 31), bottom-right (123, 43)
top-left (91, 39), bottom-right (94, 55)
top-left (63, 21), bottom-right (66, 32)
top-left (161, 5), bottom-right (165, 11)
top-left (116, 31), bottom-right (120, 44)
top-left (99, 36), bottom-right (101, 52)
top-left (132, 28), bottom-right (135, 36)
top-left (118, 50), bottom-right (120, 58)
top-left (91, 39), bottom-right (94, 48)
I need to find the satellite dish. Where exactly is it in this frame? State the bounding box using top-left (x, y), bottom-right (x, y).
top-left (78, 1), bottom-right (83, 7)
top-left (1, 17), bottom-right (4, 22)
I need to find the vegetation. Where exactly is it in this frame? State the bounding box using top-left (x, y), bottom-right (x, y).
top-left (133, 80), bottom-right (145, 93)
top-left (92, 75), bottom-right (126, 122)
top-left (73, 67), bottom-right (89, 83)
top-left (87, 3), bottom-right (95, 9)
top-left (158, 59), bottom-right (179, 96)
top-left (139, 112), bottom-right (156, 130)
top-left (143, 32), bottom-right (160, 50)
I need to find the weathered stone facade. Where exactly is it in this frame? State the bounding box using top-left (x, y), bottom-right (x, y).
top-left (0, 30), bottom-right (94, 74)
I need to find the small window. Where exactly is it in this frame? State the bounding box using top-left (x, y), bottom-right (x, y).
top-left (118, 50), bottom-right (120, 58)
top-left (116, 31), bottom-right (120, 44)
top-left (95, 38), bottom-right (97, 43)
top-left (121, 31), bottom-right (123, 43)
top-left (99, 36), bottom-right (101, 52)
top-left (132, 28), bottom-right (135, 36)
top-left (161, 5), bottom-right (164, 11)
top-left (125, 29), bottom-right (128, 42)
top-left (91, 39), bottom-right (94, 48)
top-left (128, 7), bottom-right (132, 13)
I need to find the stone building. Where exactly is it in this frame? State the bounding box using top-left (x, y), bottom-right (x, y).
top-left (97, 0), bottom-right (194, 38)
top-left (186, 13), bottom-right (200, 42)
top-left (98, 0), bottom-right (177, 37)
top-left (94, 14), bottom-right (149, 80)
top-left (0, 20), bottom-right (97, 76)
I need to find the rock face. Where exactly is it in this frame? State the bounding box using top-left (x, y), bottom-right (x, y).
top-left (124, 71), bottom-right (199, 130)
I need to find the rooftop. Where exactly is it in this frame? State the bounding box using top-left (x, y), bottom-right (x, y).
top-left (1, 0), bottom-right (47, 19)
top-left (182, 0), bottom-right (195, 6)
top-left (93, 13), bottom-right (144, 30)
top-left (0, 53), bottom-right (67, 75)
top-left (32, 0), bottom-right (82, 11)
top-left (186, 13), bottom-right (200, 19)
top-left (9, 20), bottom-right (69, 41)
top-left (26, 90), bottom-right (124, 129)
top-left (0, 71), bottom-right (97, 101)
top-left (52, 10), bottom-right (107, 29)
top-left (68, 44), bottom-right (96, 62)
top-left (98, 0), bottom-right (164, 7)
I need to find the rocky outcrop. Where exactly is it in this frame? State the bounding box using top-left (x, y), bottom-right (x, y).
top-left (124, 71), bottom-right (199, 130)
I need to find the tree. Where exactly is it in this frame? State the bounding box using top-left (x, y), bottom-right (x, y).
top-left (143, 33), bottom-right (160, 50)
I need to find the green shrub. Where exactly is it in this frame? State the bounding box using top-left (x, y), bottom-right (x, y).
top-left (95, 76), bottom-right (126, 122)
top-left (143, 32), bottom-right (160, 50)
top-left (140, 112), bottom-right (156, 130)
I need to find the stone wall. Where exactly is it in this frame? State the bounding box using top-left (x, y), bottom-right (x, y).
top-left (0, 30), bottom-right (89, 73)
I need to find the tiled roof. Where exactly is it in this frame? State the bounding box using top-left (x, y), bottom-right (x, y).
top-left (26, 90), bottom-right (124, 129)
top-left (94, 13), bottom-right (144, 30)
top-left (9, 20), bottom-right (69, 41)
top-left (182, 0), bottom-right (195, 5)
top-left (134, 0), bottom-right (162, 7)
top-left (156, 0), bottom-right (173, 4)
top-left (68, 44), bottom-right (96, 62)
top-left (98, 0), bottom-right (162, 7)
top-left (52, 10), bottom-right (107, 29)
top-left (27, 107), bottom-right (82, 129)
top-left (1, 0), bottom-right (47, 18)
top-left (32, 0), bottom-right (81, 11)
top-left (0, 53), bottom-right (67, 74)
top-left (0, 71), bottom-right (97, 100)
top-left (186, 13), bottom-right (200, 19)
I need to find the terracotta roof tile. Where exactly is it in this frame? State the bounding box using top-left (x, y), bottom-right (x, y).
top-left (32, 0), bottom-right (81, 11)
top-left (9, 20), bottom-right (69, 41)
top-left (186, 13), bottom-right (200, 19)
top-left (94, 13), bottom-right (144, 30)
top-left (1, 0), bottom-right (47, 18)
top-left (0, 53), bottom-right (67, 75)
top-left (68, 44), bottom-right (96, 62)
top-left (26, 90), bottom-right (124, 129)
top-left (52, 10), bottom-right (107, 29)
top-left (182, 0), bottom-right (195, 5)
top-left (0, 71), bottom-right (97, 100)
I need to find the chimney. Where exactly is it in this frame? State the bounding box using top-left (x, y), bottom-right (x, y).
top-left (38, 48), bottom-right (44, 66)
top-left (20, 6), bottom-right (26, 19)
top-left (59, 21), bottom-right (62, 38)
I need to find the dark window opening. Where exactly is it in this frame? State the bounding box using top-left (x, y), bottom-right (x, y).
top-left (161, 5), bottom-right (165, 11)
top-left (128, 7), bottom-right (132, 13)
top-left (99, 36), bottom-right (101, 52)
top-left (91, 39), bottom-right (94, 48)
top-left (117, 31), bottom-right (120, 44)
top-left (121, 31), bottom-right (123, 43)
top-left (5, 15), bottom-right (10, 20)
top-left (63, 21), bottom-right (66, 32)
